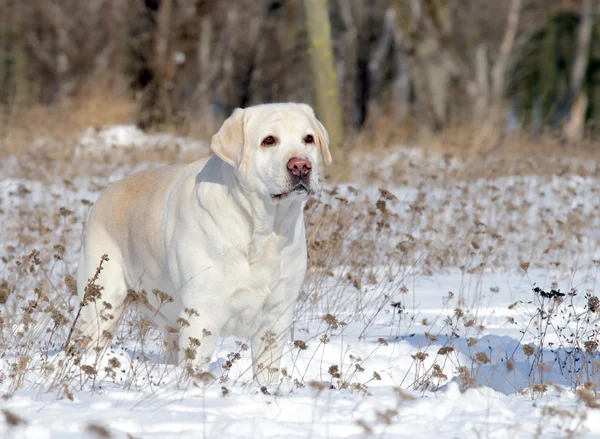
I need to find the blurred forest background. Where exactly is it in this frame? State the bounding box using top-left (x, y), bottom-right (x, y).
top-left (0, 0), bottom-right (599, 153)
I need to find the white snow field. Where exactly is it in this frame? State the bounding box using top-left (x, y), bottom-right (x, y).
top-left (1, 126), bottom-right (599, 438)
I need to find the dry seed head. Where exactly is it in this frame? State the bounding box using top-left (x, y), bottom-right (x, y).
top-left (188, 337), bottom-right (201, 348)
top-left (309, 380), bottom-right (328, 391)
top-left (432, 364), bottom-right (447, 380)
top-left (474, 352), bottom-right (491, 365)
top-left (64, 274), bottom-right (78, 295)
top-left (81, 365), bottom-right (97, 376)
top-left (522, 344), bottom-right (535, 356)
top-left (2, 409), bottom-right (28, 427)
top-left (356, 419), bottom-right (373, 436)
top-left (378, 188), bottom-right (397, 201)
top-left (184, 348), bottom-right (196, 360)
top-left (538, 363), bottom-right (552, 372)
top-left (293, 340), bottom-right (308, 350)
top-left (584, 340), bottom-right (598, 354)
top-left (260, 386), bottom-right (271, 395)
top-left (412, 351), bottom-right (428, 362)
top-left (425, 332), bottom-right (438, 342)
top-left (51, 309), bottom-right (69, 327)
top-left (532, 383), bottom-right (548, 394)
top-left (152, 289), bottom-right (174, 304)
top-left (260, 330), bottom-right (277, 348)
top-left (184, 307), bottom-right (199, 317)
top-left (0, 280), bottom-right (12, 304)
top-left (438, 346), bottom-right (454, 355)
top-left (86, 424), bottom-right (112, 438)
top-left (58, 207), bottom-right (73, 217)
top-left (464, 319), bottom-right (475, 328)
top-left (328, 365), bottom-right (341, 378)
top-left (393, 388), bottom-right (415, 401)
top-left (176, 317), bottom-right (190, 328)
top-left (125, 289), bottom-right (149, 306)
top-left (375, 409), bottom-right (398, 425)
top-left (542, 406), bottom-right (576, 419)
top-left (16, 356), bottom-right (29, 372)
top-left (63, 384), bottom-right (74, 401)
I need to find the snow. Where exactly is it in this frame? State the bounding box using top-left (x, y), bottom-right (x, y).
top-left (75, 125), bottom-right (208, 158)
top-left (1, 132), bottom-right (599, 438)
top-left (0, 378), bottom-right (594, 438)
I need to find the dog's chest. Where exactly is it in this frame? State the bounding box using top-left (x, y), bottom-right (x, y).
top-left (224, 235), bottom-right (292, 336)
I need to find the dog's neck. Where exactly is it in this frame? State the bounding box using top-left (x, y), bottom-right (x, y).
top-left (197, 156), bottom-right (305, 265)
top-left (233, 177), bottom-right (305, 265)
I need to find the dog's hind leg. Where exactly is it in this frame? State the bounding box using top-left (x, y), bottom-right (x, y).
top-left (76, 226), bottom-right (128, 357)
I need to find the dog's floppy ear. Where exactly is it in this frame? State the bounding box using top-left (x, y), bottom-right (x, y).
top-left (211, 108), bottom-right (245, 168)
top-left (299, 104), bottom-right (332, 166)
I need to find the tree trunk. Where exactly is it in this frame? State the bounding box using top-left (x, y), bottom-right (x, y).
top-left (569, 0), bottom-right (592, 99)
top-left (0, 0), bottom-right (10, 105)
top-left (491, 0), bottom-right (522, 106)
top-left (474, 43), bottom-right (489, 118)
top-left (367, 7), bottom-right (396, 122)
top-left (104, 0), bottom-right (124, 75)
top-left (392, 17), bottom-right (410, 123)
top-left (302, 0), bottom-right (344, 147)
top-left (191, 16), bottom-right (217, 138)
top-left (336, 0), bottom-right (360, 127)
top-left (394, 0), bottom-right (462, 129)
top-left (564, 91), bottom-right (587, 144)
top-left (564, 0), bottom-right (592, 143)
top-left (137, 0), bottom-right (174, 129)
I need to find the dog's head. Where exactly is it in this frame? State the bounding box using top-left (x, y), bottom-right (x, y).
top-left (210, 103), bottom-right (332, 204)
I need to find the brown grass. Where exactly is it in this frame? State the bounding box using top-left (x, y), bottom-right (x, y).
top-left (0, 80), bottom-right (134, 160)
top-left (2, 90), bottom-right (598, 184)
top-left (0, 92), bottom-right (599, 416)
top-left (330, 109), bottom-right (600, 184)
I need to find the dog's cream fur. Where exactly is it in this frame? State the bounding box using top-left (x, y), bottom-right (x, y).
top-left (77, 103), bottom-right (331, 383)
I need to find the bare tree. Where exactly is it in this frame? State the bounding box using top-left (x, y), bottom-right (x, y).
top-left (564, 0), bottom-right (593, 143)
top-left (367, 7), bottom-right (397, 121)
top-left (491, 0), bottom-right (522, 106)
top-left (137, 0), bottom-right (175, 129)
top-left (302, 0), bottom-right (344, 147)
top-left (336, 0), bottom-right (360, 127)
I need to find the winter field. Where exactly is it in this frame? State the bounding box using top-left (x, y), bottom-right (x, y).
top-left (1, 126), bottom-right (600, 438)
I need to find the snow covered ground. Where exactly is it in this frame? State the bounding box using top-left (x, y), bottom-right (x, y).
top-left (1, 126), bottom-right (599, 438)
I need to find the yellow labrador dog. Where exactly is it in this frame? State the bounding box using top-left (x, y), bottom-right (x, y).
top-left (77, 103), bottom-right (331, 383)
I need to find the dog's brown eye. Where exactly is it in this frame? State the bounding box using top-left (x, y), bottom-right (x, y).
top-left (261, 136), bottom-right (277, 146)
top-left (304, 134), bottom-right (315, 144)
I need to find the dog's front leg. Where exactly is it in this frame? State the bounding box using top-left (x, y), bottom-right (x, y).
top-left (250, 304), bottom-right (294, 385)
top-left (177, 309), bottom-right (222, 374)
